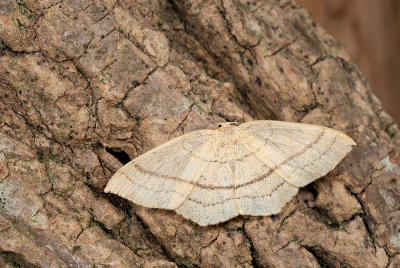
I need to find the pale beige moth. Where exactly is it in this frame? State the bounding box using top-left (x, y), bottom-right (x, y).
top-left (105, 120), bottom-right (356, 226)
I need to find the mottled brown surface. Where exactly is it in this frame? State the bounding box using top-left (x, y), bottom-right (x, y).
top-left (298, 0), bottom-right (400, 124)
top-left (0, 0), bottom-right (399, 267)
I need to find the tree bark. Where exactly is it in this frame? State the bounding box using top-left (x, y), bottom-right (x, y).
top-left (0, 0), bottom-right (399, 267)
top-left (298, 0), bottom-right (400, 124)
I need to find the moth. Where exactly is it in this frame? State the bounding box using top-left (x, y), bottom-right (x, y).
top-left (105, 120), bottom-right (355, 226)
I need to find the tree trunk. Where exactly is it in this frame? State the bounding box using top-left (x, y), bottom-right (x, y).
top-left (0, 0), bottom-right (399, 267)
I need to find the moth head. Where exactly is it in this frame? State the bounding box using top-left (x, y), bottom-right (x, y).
top-left (207, 122), bottom-right (239, 130)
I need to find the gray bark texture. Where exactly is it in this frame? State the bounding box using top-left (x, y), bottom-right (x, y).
top-left (0, 0), bottom-right (399, 267)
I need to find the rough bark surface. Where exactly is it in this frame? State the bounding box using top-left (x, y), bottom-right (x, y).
top-left (0, 0), bottom-right (399, 267)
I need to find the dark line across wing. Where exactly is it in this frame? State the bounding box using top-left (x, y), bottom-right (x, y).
top-left (117, 173), bottom-right (186, 197)
top-left (187, 182), bottom-right (286, 207)
top-left (130, 129), bottom-right (326, 190)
